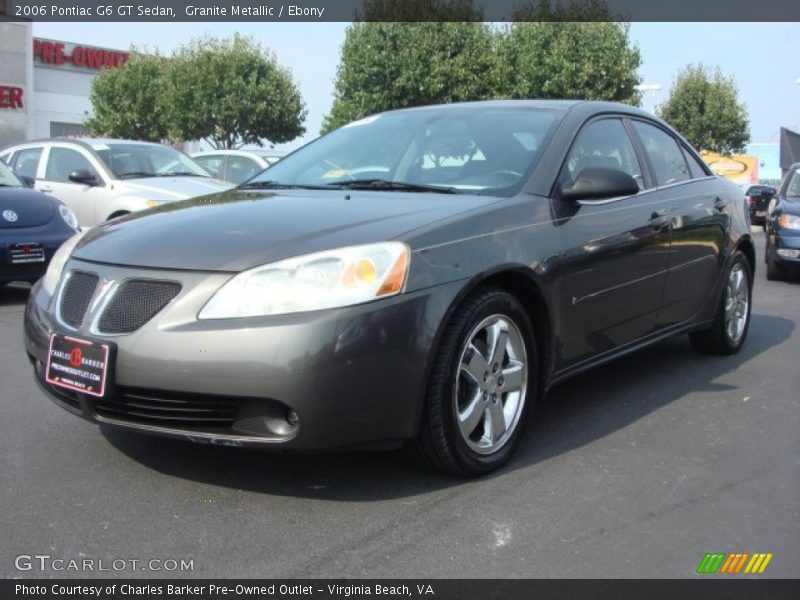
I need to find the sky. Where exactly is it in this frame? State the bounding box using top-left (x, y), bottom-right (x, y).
top-left (32, 21), bottom-right (800, 150)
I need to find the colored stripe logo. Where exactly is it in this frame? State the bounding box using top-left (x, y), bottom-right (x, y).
top-left (696, 553), bottom-right (773, 574)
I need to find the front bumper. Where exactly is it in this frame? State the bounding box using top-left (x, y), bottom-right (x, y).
top-left (770, 229), bottom-right (800, 265)
top-left (1, 230), bottom-right (71, 283)
top-left (25, 258), bottom-right (464, 451)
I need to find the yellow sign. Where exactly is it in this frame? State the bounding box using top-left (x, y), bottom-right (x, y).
top-left (701, 152), bottom-right (759, 185)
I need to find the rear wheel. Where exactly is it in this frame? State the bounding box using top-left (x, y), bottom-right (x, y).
top-left (689, 251), bottom-right (751, 355)
top-left (408, 288), bottom-right (536, 477)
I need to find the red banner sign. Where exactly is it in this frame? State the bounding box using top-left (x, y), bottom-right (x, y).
top-left (0, 85), bottom-right (24, 109)
top-left (33, 39), bottom-right (130, 70)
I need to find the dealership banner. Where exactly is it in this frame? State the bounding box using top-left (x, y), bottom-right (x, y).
top-left (2, 0), bottom-right (799, 22)
top-left (3, 580), bottom-right (800, 600)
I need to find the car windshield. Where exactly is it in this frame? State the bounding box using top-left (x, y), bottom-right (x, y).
top-left (92, 143), bottom-right (211, 180)
top-left (246, 107), bottom-right (562, 196)
top-left (0, 160), bottom-right (23, 187)
top-left (784, 169), bottom-right (800, 199)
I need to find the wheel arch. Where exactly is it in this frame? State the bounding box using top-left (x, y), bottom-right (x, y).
top-left (734, 235), bottom-right (756, 281)
top-left (412, 265), bottom-right (557, 436)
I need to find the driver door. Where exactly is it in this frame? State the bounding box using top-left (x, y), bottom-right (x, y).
top-left (553, 117), bottom-right (671, 370)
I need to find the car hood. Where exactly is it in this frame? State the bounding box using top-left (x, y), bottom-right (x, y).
top-left (0, 187), bottom-right (55, 228)
top-left (121, 176), bottom-right (234, 200)
top-left (73, 188), bottom-right (499, 271)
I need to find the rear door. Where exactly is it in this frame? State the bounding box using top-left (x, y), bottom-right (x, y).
top-left (9, 146), bottom-right (44, 181)
top-left (37, 145), bottom-right (104, 227)
top-left (628, 120), bottom-right (727, 329)
top-left (553, 117), bottom-right (671, 369)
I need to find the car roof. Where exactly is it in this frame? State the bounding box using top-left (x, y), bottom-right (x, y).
top-left (0, 137), bottom-right (165, 153)
top-left (192, 149), bottom-right (284, 157)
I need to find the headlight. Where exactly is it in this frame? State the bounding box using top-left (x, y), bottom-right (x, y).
top-left (42, 230), bottom-right (87, 296)
top-left (199, 242), bottom-right (410, 319)
top-left (58, 204), bottom-right (79, 230)
top-left (777, 214), bottom-right (800, 230)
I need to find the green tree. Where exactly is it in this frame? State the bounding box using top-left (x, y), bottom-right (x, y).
top-left (166, 34), bottom-right (306, 149)
top-left (322, 21), bottom-right (498, 133)
top-left (659, 64), bottom-right (750, 154)
top-left (85, 51), bottom-right (169, 142)
top-left (497, 21), bottom-right (641, 105)
top-left (356, 0), bottom-right (482, 21)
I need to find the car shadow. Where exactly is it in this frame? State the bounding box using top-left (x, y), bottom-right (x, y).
top-left (0, 283), bottom-right (31, 306)
top-left (102, 313), bottom-right (793, 501)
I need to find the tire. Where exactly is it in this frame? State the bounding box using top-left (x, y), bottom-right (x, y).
top-left (766, 252), bottom-right (783, 281)
top-left (407, 288), bottom-right (537, 477)
top-left (689, 251), bottom-right (752, 355)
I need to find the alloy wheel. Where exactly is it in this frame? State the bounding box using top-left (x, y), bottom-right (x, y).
top-left (725, 263), bottom-right (749, 344)
top-left (454, 314), bottom-right (528, 455)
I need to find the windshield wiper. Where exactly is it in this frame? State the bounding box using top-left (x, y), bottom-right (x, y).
top-left (118, 171), bottom-right (157, 179)
top-left (327, 179), bottom-right (459, 194)
top-left (237, 180), bottom-right (335, 191)
top-left (157, 171), bottom-right (206, 177)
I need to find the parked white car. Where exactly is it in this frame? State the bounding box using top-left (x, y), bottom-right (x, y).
top-left (0, 139), bottom-right (234, 227)
top-left (192, 149), bottom-right (285, 184)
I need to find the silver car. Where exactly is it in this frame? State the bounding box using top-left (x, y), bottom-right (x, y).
top-left (192, 149), bottom-right (285, 184)
top-left (0, 138), bottom-right (234, 227)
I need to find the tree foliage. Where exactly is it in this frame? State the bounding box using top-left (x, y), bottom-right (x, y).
top-left (86, 35), bottom-right (306, 149)
top-left (322, 22), bottom-right (499, 133)
top-left (659, 64), bottom-right (750, 154)
top-left (85, 51), bottom-right (169, 142)
top-left (323, 1), bottom-right (642, 133)
top-left (165, 34), bottom-right (306, 149)
top-left (497, 21), bottom-right (641, 105)
top-left (355, 0), bottom-right (483, 21)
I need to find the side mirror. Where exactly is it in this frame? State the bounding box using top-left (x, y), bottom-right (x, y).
top-left (68, 170), bottom-right (98, 186)
top-left (18, 175), bottom-right (35, 188)
top-left (561, 167), bottom-right (640, 202)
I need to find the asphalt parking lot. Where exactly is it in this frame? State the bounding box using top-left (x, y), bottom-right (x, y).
top-left (1, 229), bottom-right (798, 579)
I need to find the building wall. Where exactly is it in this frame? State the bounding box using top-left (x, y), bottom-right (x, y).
top-left (33, 68), bottom-right (94, 138)
top-left (0, 21), bottom-right (33, 147)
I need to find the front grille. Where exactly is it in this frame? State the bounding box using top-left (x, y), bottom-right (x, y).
top-left (91, 387), bottom-right (243, 430)
top-left (97, 280), bottom-right (181, 334)
top-left (60, 271), bottom-right (99, 328)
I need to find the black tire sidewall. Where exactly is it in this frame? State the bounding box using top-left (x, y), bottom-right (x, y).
top-left (432, 289), bottom-right (537, 474)
top-left (720, 252), bottom-right (753, 352)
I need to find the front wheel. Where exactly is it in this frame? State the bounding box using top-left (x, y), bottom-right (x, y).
top-left (689, 251), bottom-right (752, 355)
top-left (407, 288), bottom-right (536, 477)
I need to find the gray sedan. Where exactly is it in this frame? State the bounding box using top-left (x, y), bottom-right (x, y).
top-left (24, 100), bottom-right (754, 476)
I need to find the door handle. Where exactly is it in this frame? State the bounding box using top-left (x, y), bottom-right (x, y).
top-left (649, 212), bottom-right (669, 229)
top-left (713, 197), bottom-right (727, 211)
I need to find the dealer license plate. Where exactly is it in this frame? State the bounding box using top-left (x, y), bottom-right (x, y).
top-left (45, 334), bottom-right (110, 397)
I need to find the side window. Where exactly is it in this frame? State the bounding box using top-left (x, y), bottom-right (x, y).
top-left (13, 147), bottom-right (43, 179)
top-left (195, 155), bottom-right (224, 178)
top-left (632, 121), bottom-right (690, 186)
top-left (226, 156), bottom-right (262, 184)
top-left (44, 148), bottom-right (97, 183)
top-left (564, 119), bottom-right (644, 190)
top-left (682, 147), bottom-right (710, 179)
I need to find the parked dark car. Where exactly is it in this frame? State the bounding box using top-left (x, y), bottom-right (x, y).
top-left (1, 160), bottom-right (79, 286)
top-left (765, 163), bottom-right (800, 280)
top-left (24, 100), bottom-right (754, 476)
top-left (745, 184), bottom-right (777, 228)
